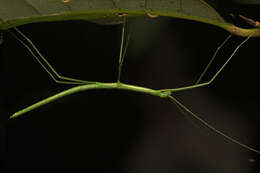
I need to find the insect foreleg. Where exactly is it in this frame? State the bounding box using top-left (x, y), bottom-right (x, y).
top-left (195, 34), bottom-right (232, 84)
top-left (160, 32), bottom-right (254, 93)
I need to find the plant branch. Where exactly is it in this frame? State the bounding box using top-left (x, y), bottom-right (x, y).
top-left (1, 9), bottom-right (260, 37)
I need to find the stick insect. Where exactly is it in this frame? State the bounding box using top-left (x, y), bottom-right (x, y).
top-left (7, 13), bottom-right (260, 155)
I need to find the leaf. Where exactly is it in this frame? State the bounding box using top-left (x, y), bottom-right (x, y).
top-left (0, 0), bottom-right (259, 37)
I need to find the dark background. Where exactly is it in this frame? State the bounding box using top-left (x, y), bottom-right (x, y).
top-left (2, 2), bottom-right (260, 173)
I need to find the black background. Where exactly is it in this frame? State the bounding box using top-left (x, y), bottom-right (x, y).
top-left (2, 3), bottom-right (260, 173)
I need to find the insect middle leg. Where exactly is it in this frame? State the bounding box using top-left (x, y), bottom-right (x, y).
top-left (144, 0), bottom-right (159, 18)
top-left (10, 27), bottom-right (95, 85)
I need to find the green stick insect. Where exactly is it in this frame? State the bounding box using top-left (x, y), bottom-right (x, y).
top-left (6, 12), bottom-right (260, 155)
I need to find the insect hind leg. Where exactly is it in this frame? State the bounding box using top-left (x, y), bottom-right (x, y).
top-left (10, 27), bottom-right (95, 85)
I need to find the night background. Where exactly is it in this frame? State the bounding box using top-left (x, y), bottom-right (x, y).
top-left (1, 1), bottom-right (260, 173)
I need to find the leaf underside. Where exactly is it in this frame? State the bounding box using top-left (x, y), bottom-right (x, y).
top-left (0, 0), bottom-right (259, 37)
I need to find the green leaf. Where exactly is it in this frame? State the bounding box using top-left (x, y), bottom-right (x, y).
top-left (0, 0), bottom-right (259, 37)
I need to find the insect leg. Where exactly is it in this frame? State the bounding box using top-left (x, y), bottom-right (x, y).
top-left (144, 0), bottom-right (159, 18)
top-left (10, 27), bottom-right (95, 85)
top-left (195, 34), bottom-right (232, 84)
top-left (117, 17), bottom-right (131, 82)
top-left (160, 32), bottom-right (255, 93)
top-left (111, 0), bottom-right (118, 8)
